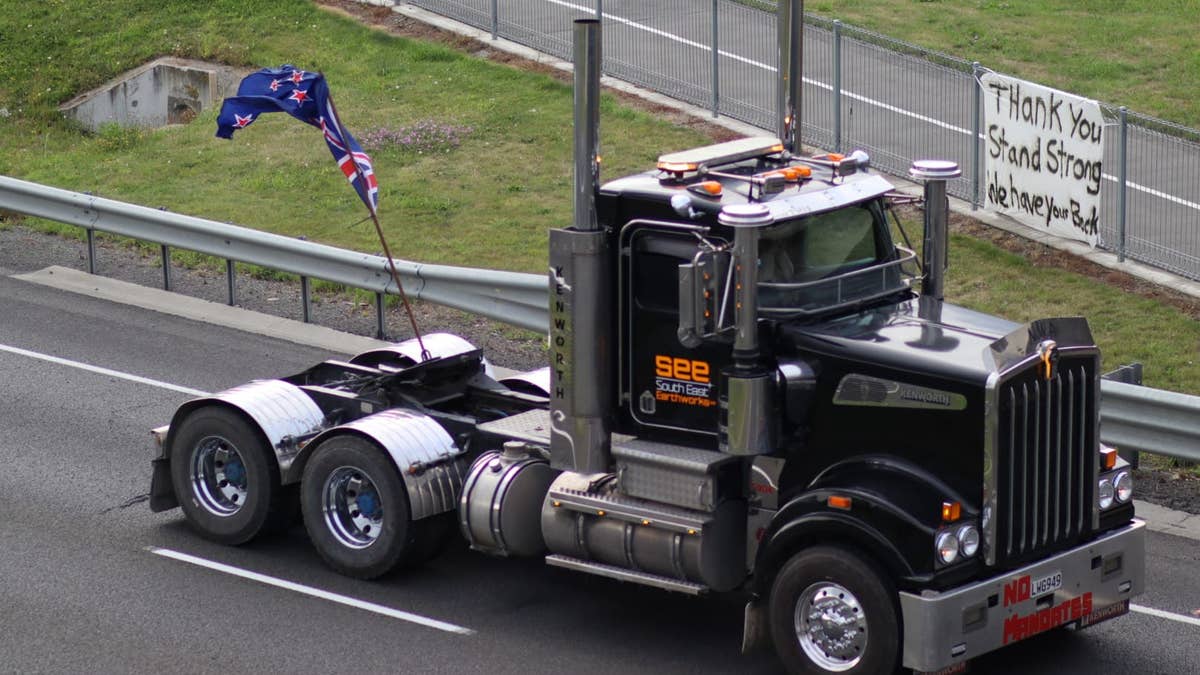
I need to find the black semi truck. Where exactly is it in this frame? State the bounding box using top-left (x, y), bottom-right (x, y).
top-left (149, 5), bottom-right (1143, 674)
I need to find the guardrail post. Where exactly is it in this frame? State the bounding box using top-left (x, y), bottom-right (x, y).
top-left (301, 275), bottom-right (312, 323)
top-left (160, 244), bottom-right (172, 291)
top-left (226, 259), bottom-right (237, 306)
top-left (705, 0), bottom-right (715, 117)
top-left (971, 62), bottom-right (982, 209)
top-left (833, 20), bottom-right (842, 153)
top-left (490, 0), bottom-right (498, 40)
top-left (86, 229), bottom-right (96, 274)
top-left (1117, 106), bottom-right (1128, 262)
top-left (375, 291), bottom-right (386, 339)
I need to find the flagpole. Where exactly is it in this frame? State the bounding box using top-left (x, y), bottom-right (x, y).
top-left (327, 94), bottom-right (430, 360)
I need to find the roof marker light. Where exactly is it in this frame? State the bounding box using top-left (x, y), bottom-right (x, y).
top-left (687, 181), bottom-right (723, 197)
top-left (764, 166), bottom-right (811, 182)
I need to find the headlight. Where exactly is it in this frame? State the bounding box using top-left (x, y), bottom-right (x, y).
top-left (956, 524), bottom-right (980, 558)
top-left (1098, 477), bottom-right (1114, 509)
top-left (936, 531), bottom-right (959, 564)
top-left (1114, 470), bottom-right (1133, 503)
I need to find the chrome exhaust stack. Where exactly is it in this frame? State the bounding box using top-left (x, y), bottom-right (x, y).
top-left (719, 204), bottom-right (776, 456)
top-left (777, 0), bottom-right (804, 153)
top-left (548, 19), bottom-right (612, 474)
top-left (909, 160), bottom-right (961, 319)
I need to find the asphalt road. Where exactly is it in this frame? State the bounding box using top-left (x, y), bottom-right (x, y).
top-left (0, 268), bottom-right (1197, 674)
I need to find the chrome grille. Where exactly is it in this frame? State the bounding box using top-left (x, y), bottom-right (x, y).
top-left (993, 355), bottom-right (1097, 564)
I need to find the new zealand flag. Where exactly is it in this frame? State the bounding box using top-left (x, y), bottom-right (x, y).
top-left (216, 65), bottom-right (379, 215)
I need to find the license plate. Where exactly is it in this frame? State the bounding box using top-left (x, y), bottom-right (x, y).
top-left (1031, 570), bottom-right (1063, 597)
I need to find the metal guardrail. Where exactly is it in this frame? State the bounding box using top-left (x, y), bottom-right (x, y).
top-left (1101, 380), bottom-right (1200, 464)
top-left (1, 173), bottom-right (1196, 460)
top-left (0, 175), bottom-right (549, 333)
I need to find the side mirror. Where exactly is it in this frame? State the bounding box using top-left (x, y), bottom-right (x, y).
top-left (678, 248), bottom-right (733, 347)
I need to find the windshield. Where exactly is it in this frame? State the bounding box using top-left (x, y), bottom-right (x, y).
top-left (757, 199), bottom-right (913, 316)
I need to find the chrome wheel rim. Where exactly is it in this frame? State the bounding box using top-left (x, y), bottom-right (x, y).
top-left (795, 582), bottom-right (868, 672)
top-left (322, 466), bottom-right (383, 549)
top-left (189, 435), bottom-right (248, 517)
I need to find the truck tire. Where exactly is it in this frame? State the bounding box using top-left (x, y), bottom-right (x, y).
top-left (768, 546), bottom-right (900, 675)
top-left (301, 435), bottom-right (421, 579)
top-left (170, 406), bottom-right (288, 545)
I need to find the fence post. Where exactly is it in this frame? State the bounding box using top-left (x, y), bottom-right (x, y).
top-left (596, 0), bottom-right (603, 74)
top-left (86, 229), bottom-right (96, 274)
top-left (161, 244), bottom-right (172, 291)
top-left (226, 259), bottom-right (237, 306)
top-left (1117, 106), bottom-right (1128, 262)
top-left (711, 0), bottom-right (720, 118)
top-left (971, 61), bottom-right (982, 209)
top-left (490, 0), bottom-right (498, 40)
top-left (833, 20), bottom-right (842, 153)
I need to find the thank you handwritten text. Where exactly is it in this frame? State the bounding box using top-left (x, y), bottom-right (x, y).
top-left (981, 72), bottom-right (1104, 246)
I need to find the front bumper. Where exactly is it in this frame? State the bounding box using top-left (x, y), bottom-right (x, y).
top-left (899, 518), bottom-right (1145, 673)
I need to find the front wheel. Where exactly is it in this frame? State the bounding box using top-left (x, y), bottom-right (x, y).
top-left (768, 546), bottom-right (900, 675)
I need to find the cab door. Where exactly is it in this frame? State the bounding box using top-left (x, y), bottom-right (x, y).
top-left (622, 227), bottom-right (730, 439)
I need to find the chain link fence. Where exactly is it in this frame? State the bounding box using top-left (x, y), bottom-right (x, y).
top-left (386, 0), bottom-right (1200, 281)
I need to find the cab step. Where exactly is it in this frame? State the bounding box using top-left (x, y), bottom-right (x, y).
top-left (545, 554), bottom-right (709, 595)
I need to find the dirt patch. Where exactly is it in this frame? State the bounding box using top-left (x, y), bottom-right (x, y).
top-left (952, 215), bottom-right (1200, 320)
top-left (1133, 467), bottom-right (1200, 514)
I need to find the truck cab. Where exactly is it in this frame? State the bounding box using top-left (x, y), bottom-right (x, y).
top-left (149, 15), bottom-right (1144, 675)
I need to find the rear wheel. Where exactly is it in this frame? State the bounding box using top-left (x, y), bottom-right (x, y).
top-left (768, 546), bottom-right (900, 675)
top-left (170, 406), bottom-right (288, 545)
top-left (301, 435), bottom-right (423, 579)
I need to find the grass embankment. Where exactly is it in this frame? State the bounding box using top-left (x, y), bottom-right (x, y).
top-left (808, 0), bottom-right (1200, 128)
top-left (0, 1), bottom-right (1196, 395)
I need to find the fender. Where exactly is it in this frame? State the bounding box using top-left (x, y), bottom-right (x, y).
top-left (349, 332), bottom-right (495, 378)
top-left (150, 379), bottom-right (327, 511)
top-left (752, 455), bottom-right (977, 595)
top-left (497, 366), bottom-right (551, 398)
top-left (295, 408), bottom-right (468, 521)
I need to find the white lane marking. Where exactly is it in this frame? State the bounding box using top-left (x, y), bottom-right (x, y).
top-left (0, 342), bottom-right (208, 397)
top-left (1130, 603), bottom-right (1200, 628)
top-left (541, 0), bottom-right (1199, 212)
top-left (148, 547), bottom-right (476, 635)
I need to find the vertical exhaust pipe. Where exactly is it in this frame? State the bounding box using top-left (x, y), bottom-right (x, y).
top-left (777, 0), bottom-right (804, 153)
top-left (719, 204), bottom-right (776, 457)
top-left (574, 19), bottom-right (601, 232)
top-left (909, 160), bottom-right (961, 319)
top-left (548, 19), bottom-right (612, 474)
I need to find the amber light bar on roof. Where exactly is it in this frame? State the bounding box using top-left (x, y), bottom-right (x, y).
top-left (657, 136), bottom-right (785, 173)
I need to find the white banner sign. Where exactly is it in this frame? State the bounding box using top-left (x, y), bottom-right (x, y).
top-left (980, 72), bottom-right (1104, 246)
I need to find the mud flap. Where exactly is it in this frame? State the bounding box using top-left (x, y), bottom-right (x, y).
top-left (149, 457), bottom-right (178, 512)
top-left (742, 598), bottom-right (769, 654)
